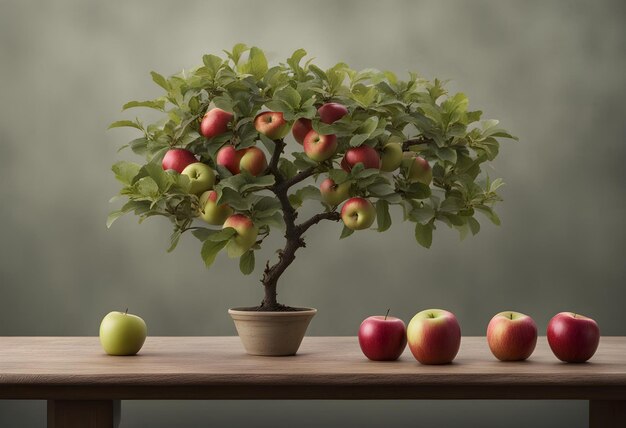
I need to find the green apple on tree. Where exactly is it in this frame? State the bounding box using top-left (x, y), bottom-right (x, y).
top-left (198, 190), bottom-right (233, 225)
top-left (380, 139), bottom-right (403, 172)
top-left (341, 197), bottom-right (376, 230)
top-left (320, 178), bottom-right (351, 206)
top-left (181, 162), bottom-right (215, 195)
top-left (223, 214), bottom-right (258, 258)
top-left (99, 310), bottom-right (147, 356)
top-left (403, 155), bottom-right (432, 185)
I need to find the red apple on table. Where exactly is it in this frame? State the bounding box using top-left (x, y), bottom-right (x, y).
top-left (198, 190), bottom-right (233, 225)
top-left (407, 309), bottom-right (461, 365)
top-left (161, 148), bottom-right (197, 173)
top-left (216, 146), bottom-right (267, 177)
top-left (341, 197), bottom-right (376, 230)
top-left (318, 102), bottom-right (348, 124)
top-left (181, 162), bottom-right (215, 195)
top-left (303, 131), bottom-right (338, 162)
top-left (358, 310), bottom-right (407, 361)
top-left (547, 312), bottom-right (600, 363)
top-left (486, 311), bottom-right (537, 361)
top-left (223, 214), bottom-right (259, 258)
top-left (292, 118), bottom-right (312, 144)
top-left (200, 107), bottom-right (233, 138)
top-left (254, 111), bottom-right (290, 139)
top-left (403, 155), bottom-right (432, 185)
top-left (319, 178), bottom-right (351, 206)
top-left (341, 146), bottom-right (381, 172)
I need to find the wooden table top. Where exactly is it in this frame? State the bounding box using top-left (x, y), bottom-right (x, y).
top-left (1, 336), bottom-right (625, 400)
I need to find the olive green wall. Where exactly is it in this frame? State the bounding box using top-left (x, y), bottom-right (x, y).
top-left (1, 0), bottom-right (624, 426)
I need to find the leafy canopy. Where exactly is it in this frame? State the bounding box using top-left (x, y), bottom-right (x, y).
top-left (108, 44), bottom-right (517, 275)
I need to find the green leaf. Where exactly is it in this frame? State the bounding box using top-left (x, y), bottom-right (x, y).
top-left (357, 116), bottom-right (379, 136)
top-left (201, 239), bottom-right (228, 268)
top-left (287, 48), bottom-right (307, 75)
top-left (202, 54), bottom-right (223, 78)
top-left (150, 71), bottom-right (170, 91)
top-left (278, 158), bottom-right (298, 180)
top-left (376, 200), bottom-right (391, 232)
top-left (167, 229), bottom-right (182, 253)
top-left (340, 225), bottom-right (354, 239)
top-left (239, 250), bottom-right (255, 275)
top-left (475, 205), bottom-right (501, 225)
top-left (192, 228), bottom-right (217, 241)
top-left (238, 47), bottom-right (268, 80)
top-left (122, 99), bottom-right (165, 111)
top-left (467, 217), bottom-right (481, 235)
top-left (415, 221), bottom-right (433, 248)
top-left (108, 120), bottom-right (143, 131)
top-left (274, 86), bottom-right (301, 110)
top-left (112, 161), bottom-right (141, 185)
top-left (206, 227), bottom-right (237, 242)
top-left (349, 134), bottom-right (369, 147)
top-left (135, 177), bottom-right (159, 197)
top-left (106, 210), bottom-right (125, 228)
top-left (409, 206), bottom-right (435, 224)
top-left (142, 162), bottom-right (175, 192)
top-left (226, 43), bottom-right (249, 65)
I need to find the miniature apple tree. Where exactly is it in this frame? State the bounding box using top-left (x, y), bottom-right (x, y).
top-left (108, 44), bottom-right (516, 311)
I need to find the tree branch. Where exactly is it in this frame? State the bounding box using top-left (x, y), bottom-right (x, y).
top-left (266, 138), bottom-right (285, 183)
top-left (280, 166), bottom-right (316, 190)
top-left (297, 211), bottom-right (341, 235)
top-left (402, 136), bottom-right (436, 151)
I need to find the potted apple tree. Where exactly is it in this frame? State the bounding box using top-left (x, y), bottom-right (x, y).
top-left (108, 45), bottom-right (516, 356)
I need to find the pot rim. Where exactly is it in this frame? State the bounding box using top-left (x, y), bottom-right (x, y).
top-left (228, 307), bottom-right (317, 316)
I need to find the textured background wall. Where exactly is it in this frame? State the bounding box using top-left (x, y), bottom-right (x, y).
top-left (1, 0), bottom-right (624, 426)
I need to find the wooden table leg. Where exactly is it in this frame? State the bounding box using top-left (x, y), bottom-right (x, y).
top-left (47, 400), bottom-right (120, 428)
top-left (589, 400), bottom-right (626, 427)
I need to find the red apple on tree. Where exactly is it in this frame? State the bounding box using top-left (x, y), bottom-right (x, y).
top-left (547, 312), bottom-right (600, 363)
top-left (200, 108), bottom-right (233, 138)
top-left (486, 311), bottom-right (537, 361)
top-left (407, 309), bottom-right (461, 365)
top-left (216, 146), bottom-right (267, 177)
top-left (318, 102), bottom-right (348, 124)
top-left (341, 145), bottom-right (380, 172)
top-left (254, 111), bottom-right (290, 139)
top-left (181, 162), bottom-right (215, 195)
top-left (358, 309), bottom-right (407, 361)
top-left (303, 131), bottom-right (338, 162)
top-left (198, 190), bottom-right (233, 225)
top-left (161, 148), bottom-right (197, 173)
top-left (341, 197), bottom-right (376, 230)
top-left (216, 145), bottom-right (242, 175)
top-left (223, 214), bottom-right (259, 258)
top-left (292, 118), bottom-right (312, 144)
top-left (319, 178), bottom-right (351, 206)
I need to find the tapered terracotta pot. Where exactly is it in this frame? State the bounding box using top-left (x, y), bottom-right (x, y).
top-left (228, 307), bottom-right (317, 356)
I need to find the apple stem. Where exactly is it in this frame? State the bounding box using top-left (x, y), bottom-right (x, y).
top-left (125, 308), bottom-right (128, 315)
top-left (385, 308), bottom-right (390, 320)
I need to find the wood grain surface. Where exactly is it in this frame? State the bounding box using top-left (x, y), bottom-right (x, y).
top-left (1, 336), bottom-right (625, 400)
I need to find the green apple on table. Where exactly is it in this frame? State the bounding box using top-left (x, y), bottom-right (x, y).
top-left (99, 310), bottom-right (147, 356)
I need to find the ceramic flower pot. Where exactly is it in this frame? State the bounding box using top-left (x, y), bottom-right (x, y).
top-left (228, 307), bottom-right (317, 356)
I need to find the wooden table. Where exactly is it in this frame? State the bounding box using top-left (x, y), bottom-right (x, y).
top-left (0, 336), bottom-right (624, 427)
